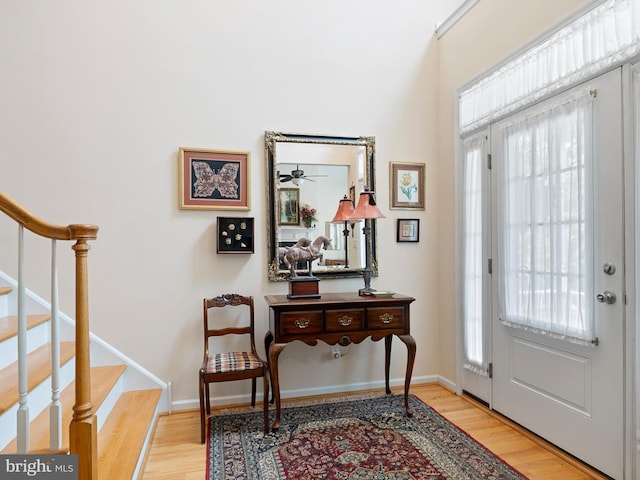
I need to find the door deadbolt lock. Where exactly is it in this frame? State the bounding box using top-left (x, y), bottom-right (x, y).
top-left (596, 291), bottom-right (616, 304)
top-left (603, 263), bottom-right (616, 275)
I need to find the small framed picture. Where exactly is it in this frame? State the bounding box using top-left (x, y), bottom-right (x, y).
top-left (179, 147), bottom-right (250, 210)
top-left (397, 219), bottom-right (420, 243)
top-left (278, 188), bottom-right (299, 225)
top-left (217, 217), bottom-right (254, 253)
top-left (390, 162), bottom-right (425, 210)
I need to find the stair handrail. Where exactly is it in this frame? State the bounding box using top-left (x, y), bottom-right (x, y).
top-left (0, 191), bottom-right (97, 241)
top-left (0, 191), bottom-right (99, 480)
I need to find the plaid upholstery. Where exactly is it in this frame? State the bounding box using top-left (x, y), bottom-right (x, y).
top-left (207, 351), bottom-right (263, 373)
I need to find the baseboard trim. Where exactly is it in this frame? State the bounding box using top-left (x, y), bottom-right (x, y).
top-left (171, 374), bottom-right (445, 412)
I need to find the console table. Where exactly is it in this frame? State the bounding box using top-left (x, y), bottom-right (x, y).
top-left (264, 292), bottom-right (416, 431)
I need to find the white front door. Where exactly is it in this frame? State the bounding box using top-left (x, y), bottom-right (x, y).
top-left (490, 68), bottom-right (624, 478)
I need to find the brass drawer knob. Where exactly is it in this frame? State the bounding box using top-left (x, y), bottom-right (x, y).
top-left (379, 313), bottom-right (393, 324)
top-left (295, 318), bottom-right (310, 329)
top-left (338, 315), bottom-right (353, 327)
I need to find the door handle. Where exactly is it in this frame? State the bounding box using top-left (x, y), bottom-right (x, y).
top-left (596, 291), bottom-right (616, 304)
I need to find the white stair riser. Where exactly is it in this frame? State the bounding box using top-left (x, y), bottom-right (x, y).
top-left (0, 403), bottom-right (19, 451)
top-left (2, 294), bottom-right (49, 318)
top-left (6, 298), bottom-right (50, 316)
top-left (94, 374), bottom-right (124, 433)
top-left (0, 359), bottom-right (75, 451)
top-left (0, 277), bottom-right (52, 317)
top-left (0, 321), bottom-right (50, 371)
top-left (0, 294), bottom-right (7, 318)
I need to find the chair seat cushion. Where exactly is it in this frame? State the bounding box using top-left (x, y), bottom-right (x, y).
top-left (207, 351), bottom-right (263, 373)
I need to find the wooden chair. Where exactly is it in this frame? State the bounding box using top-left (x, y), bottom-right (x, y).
top-left (199, 294), bottom-right (270, 443)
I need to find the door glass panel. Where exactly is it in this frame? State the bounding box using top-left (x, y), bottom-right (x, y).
top-left (496, 91), bottom-right (595, 344)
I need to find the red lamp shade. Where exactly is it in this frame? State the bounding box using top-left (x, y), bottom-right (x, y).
top-left (331, 195), bottom-right (356, 222)
top-left (349, 191), bottom-right (385, 220)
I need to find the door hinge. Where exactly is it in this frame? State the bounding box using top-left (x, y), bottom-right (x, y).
top-left (488, 362), bottom-right (493, 378)
top-left (488, 258), bottom-right (493, 274)
top-left (487, 153), bottom-right (492, 170)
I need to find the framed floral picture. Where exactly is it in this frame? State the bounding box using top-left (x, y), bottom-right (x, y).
top-left (397, 218), bottom-right (420, 243)
top-left (278, 188), bottom-right (299, 225)
top-left (179, 147), bottom-right (250, 210)
top-left (390, 162), bottom-right (425, 210)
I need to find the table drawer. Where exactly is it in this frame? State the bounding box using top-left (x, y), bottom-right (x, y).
top-left (367, 307), bottom-right (406, 330)
top-left (325, 309), bottom-right (364, 332)
top-left (280, 311), bottom-right (323, 335)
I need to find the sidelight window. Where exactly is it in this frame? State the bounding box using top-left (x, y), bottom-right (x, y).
top-left (462, 133), bottom-right (489, 371)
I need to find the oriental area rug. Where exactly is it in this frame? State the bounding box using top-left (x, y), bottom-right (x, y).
top-left (206, 394), bottom-right (527, 480)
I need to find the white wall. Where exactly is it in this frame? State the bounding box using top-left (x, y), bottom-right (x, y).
top-left (0, 1), bottom-right (454, 407)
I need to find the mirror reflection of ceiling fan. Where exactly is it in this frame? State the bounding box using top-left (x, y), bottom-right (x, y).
top-left (278, 165), bottom-right (327, 186)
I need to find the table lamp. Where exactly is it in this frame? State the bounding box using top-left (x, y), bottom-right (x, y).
top-left (348, 188), bottom-right (385, 295)
top-left (331, 195), bottom-right (356, 268)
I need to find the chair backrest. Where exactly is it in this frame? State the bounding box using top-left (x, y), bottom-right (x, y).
top-left (203, 294), bottom-right (257, 356)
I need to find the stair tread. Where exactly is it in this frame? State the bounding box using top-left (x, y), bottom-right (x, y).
top-left (0, 341), bottom-right (75, 415)
top-left (0, 314), bottom-right (51, 342)
top-left (1, 364), bottom-right (127, 454)
top-left (98, 389), bottom-right (162, 479)
top-left (0, 287), bottom-right (12, 296)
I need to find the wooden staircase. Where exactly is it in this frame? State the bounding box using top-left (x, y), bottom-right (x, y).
top-left (0, 190), bottom-right (169, 478)
top-left (0, 285), bottom-right (164, 479)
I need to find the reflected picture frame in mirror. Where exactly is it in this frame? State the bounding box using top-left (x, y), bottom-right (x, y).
top-left (278, 188), bottom-right (299, 225)
top-left (265, 132), bottom-right (378, 282)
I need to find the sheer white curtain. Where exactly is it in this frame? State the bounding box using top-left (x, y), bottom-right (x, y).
top-left (462, 134), bottom-right (488, 371)
top-left (459, 0), bottom-right (640, 134)
top-left (496, 90), bottom-right (595, 344)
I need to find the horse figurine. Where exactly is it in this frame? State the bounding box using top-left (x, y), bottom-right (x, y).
top-left (278, 237), bottom-right (311, 265)
top-left (283, 235), bottom-right (331, 277)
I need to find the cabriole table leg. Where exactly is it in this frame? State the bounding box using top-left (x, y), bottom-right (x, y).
top-left (268, 342), bottom-right (287, 431)
top-left (397, 334), bottom-right (416, 416)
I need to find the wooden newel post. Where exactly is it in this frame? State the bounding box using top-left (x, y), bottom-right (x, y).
top-left (69, 239), bottom-right (97, 480)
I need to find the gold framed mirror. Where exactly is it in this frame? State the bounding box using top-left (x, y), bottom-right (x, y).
top-left (265, 132), bottom-right (378, 282)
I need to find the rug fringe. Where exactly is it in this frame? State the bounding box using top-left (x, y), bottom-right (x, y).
top-left (212, 391), bottom-right (383, 416)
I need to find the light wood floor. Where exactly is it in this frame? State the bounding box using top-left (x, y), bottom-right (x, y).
top-left (140, 383), bottom-right (608, 480)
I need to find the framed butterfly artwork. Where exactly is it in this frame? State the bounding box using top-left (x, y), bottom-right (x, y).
top-left (179, 147), bottom-right (250, 210)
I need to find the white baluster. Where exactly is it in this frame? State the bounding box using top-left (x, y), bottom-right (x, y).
top-left (17, 225), bottom-right (29, 453)
top-left (50, 239), bottom-right (62, 450)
